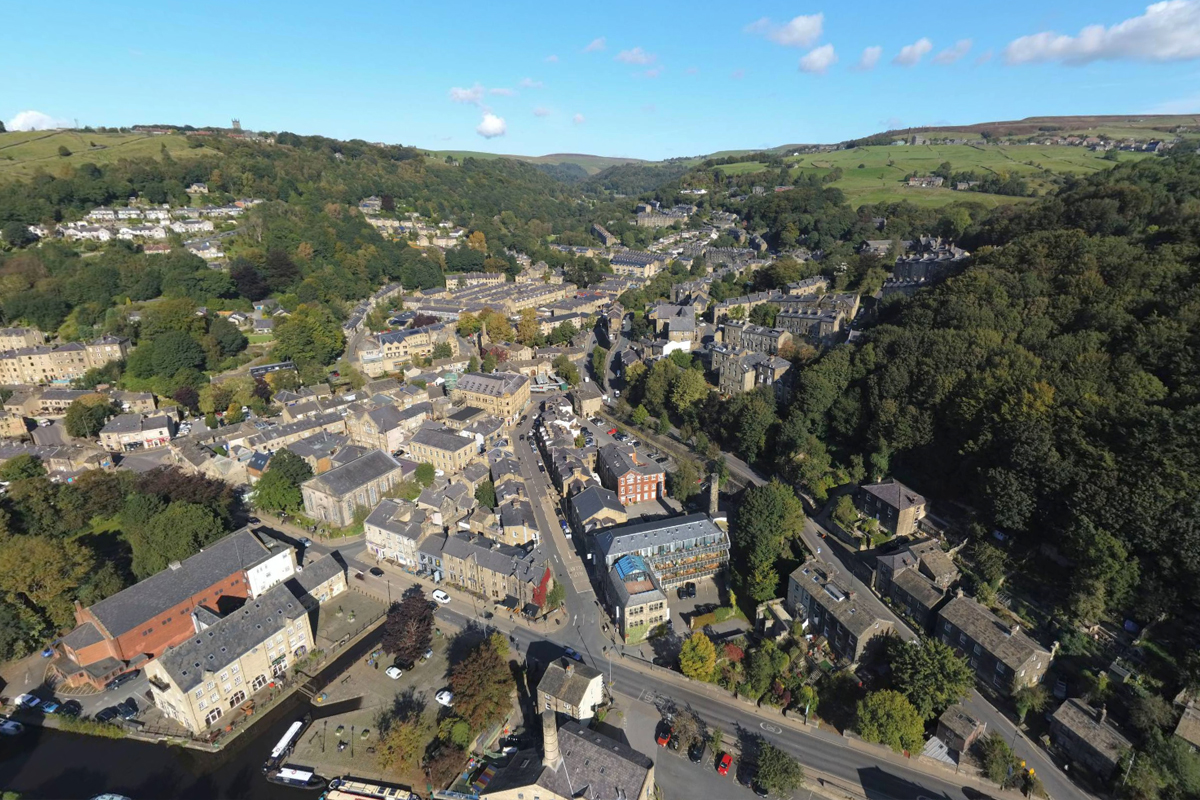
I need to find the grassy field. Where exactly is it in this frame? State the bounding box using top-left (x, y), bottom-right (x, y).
top-left (782, 143), bottom-right (1148, 208)
top-left (0, 130), bottom-right (218, 182)
top-left (429, 149), bottom-right (646, 174)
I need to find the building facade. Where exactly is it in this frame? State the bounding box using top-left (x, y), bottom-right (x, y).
top-left (301, 450), bottom-right (408, 527)
top-left (937, 594), bottom-right (1054, 690)
top-left (450, 372), bottom-right (531, 423)
top-left (786, 558), bottom-right (893, 663)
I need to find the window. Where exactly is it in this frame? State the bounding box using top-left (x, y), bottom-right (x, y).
top-left (219, 671), bottom-right (228, 681)
top-left (206, 681), bottom-right (215, 690)
top-left (205, 707), bottom-right (223, 726)
top-left (234, 676), bottom-right (243, 686)
top-left (252, 674), bottom-right (268, 692)
top-left (231, 665), bottom-right (239, 674)
top-left (194, 688), bottom-right (203, 699)
top-left (973, 644), bottom-right (981, 655)
top-left (198, 700), bottom-right (207, 710)
top-left (223, 683), bottom-right (232, 694)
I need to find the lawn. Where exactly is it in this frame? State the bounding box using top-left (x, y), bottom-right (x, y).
top-left (717, 161), bottom-right (770, 176)
top-left (246, 333), bottom-right (274, 344)
top-left (0, 130), bottom-right (218, 182)
top-left (784, 143), bottom-right (1147, 209)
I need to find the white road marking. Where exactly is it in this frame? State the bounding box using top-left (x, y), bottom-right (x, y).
top-left (760, 722), bottom-right (783, 734)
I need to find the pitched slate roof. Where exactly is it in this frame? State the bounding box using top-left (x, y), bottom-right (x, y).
top-left (570, 485), bottom-right (624, 524)
top-left (538, 657), bottom-right (602, 707)
top-left (410, 424), bottom-right (474, 453)
top-left (83, 529), bottom-right (275, 639)
top-left (155, 583), bottom-right (308, 693)
top-left (302, 449), bottom-right (403, 498)
top-left (862, 478), bottom-right (926, 511)
top-left (939, 595), bottom-right (1051, 671)
top-left (595, 513), bottom-right (724, 562)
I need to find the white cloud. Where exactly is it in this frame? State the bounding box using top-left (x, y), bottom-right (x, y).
top-left (545, 54), bottom-right (559, 63)
top-left (584, 37), bottom-right (606, 53)
top-left (893, 37), bottom-right (933, 66)
top-left (533, 107), bottom-right (551, 117)
top-left (1004, 1), bottom-right (1200, 65)
top-left (476, 113), bottom-right (507, 138)
top-left (489, 87), bottom-right (516, 96)
top-left (730, 68), bottom-right (745, 80)
top-left (572, 113), bottom-right (586, 125)
top-left (519, 77), bottom-right (544, 89)
top-left (686, 66), bottom-right (699, 75)
top-left (744, 14), bottom-right (824, 47)
top-left (799, 43), bottom-right (837, 74)
top-left (449, 84), bottom-right (485, 105)
top-left (7, 110), bottom-right (71, 131)
top-left (975, 49), bottom-right (994, 65)
top-left (639, 67), bottom-right (663, 78)
top-left (854, 46), bottom-right (883, 70)
top-left (642, 103), bottom-right (657, 113)
top-left (615, 46), bottom-right (656, 64)
top-left (933, 39), bottom-right (973, 64)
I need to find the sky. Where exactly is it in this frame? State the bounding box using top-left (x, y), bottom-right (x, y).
top-left (5, 1), bottom-right (1200, 160)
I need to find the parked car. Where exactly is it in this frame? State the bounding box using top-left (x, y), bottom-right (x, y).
top-left (117, 698), bottom-right (139, 719)
top-left (607, 428), bottom-right (618, 435)
top-left (95, 707), bottom-right (120, 723)
top-left (655, 721), bottom-right (672, 747)
top-left (298, 537), bottom-right (313, 548)
top-left (432, 590), bottom-right (451, 605)
top-left (435, 690), bottom-right (454, 707)
top-left (369, 567), bottom-right (384, 577)
top-left (59, 700), bottom-right (82, 717)
top-left (385, 666), bottom-right (403, 680)
top-left (0, 719), bottom-right (24, 735)
top-left (12, 694), bottom-right (39, 709)
top-left (688, 739), bottom-right (706, 763)
top-left (39, 701), bottom-right (60, 715)
top-left (752, 783), bottom-right (769, 797)
top-left (564, 647), bottom-right (583, 662)
top-left (421, 648), bottom-right (433, 663)
top-left (685, 582), bottom-right (697, 598)
top-left (105, 670), bottom-right (139, 691)
top-left (717, 753), bottom-right (732, 776)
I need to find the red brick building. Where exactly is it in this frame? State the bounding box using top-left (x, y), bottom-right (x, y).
top-left (56, 530), bottom-right (285, 689)
top-left (596, 443), bottom-right (665, 506)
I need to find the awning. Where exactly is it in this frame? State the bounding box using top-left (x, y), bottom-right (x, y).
top-left (497, 595), bottom-right (519, 611)
top-left (522, 603), bottom-right (540, 619)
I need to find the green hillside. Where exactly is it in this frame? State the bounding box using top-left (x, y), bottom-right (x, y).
top-left (0, 130), bottom-right (219, 182)
top-left (429, 149), bottom-right (646, 175)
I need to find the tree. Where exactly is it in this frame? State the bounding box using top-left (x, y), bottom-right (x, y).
top-left (544, 582), bottom-right (566, 611)
top-left (273, 304), bottom-right (345, 367)
top-left (516, 308), bottom-right (540, 345)
top-left (254, 451), bottom-right (313, 512)
top-left (380, 591), bottom-right (434, 667)
top-left (592, 346), bottom-right (608, 379)
top-left (833, 495), bottom-right (858, 529)
top-left (64, 396), bottom-right (120, 438)
top-left (432, 342), bottom-right (453, 360)
top-left (733, 480), bottom-right (805, 602)
top-left (973, 542), bottom-right (1008, 588)
top-left (679, 632), bottom-right (717, 681)
top-left (553, 354), bottom-right (580, 386)
top-left (0, 454), bottom-right (46, 481)
top-left (151, 330), bottom-right (207, 377)
top-left (670, 457), bottom-right (702, 504)
top-left (2, 221), bottom-right (36, 249)
top-left (425, 743), bottom-right (468, 786)
top-left (1013, 683), bottom-right (1049, 723)
top-left (977, 732), bottom-right (1023, 788)
top-left (889, 638), bottom-right (974, 721)
top-left (127, 502), bottom-right (224, 579)
top-left (756, 740), bottom-right (805, 794)
top-left (671, 369), bottom-right (708, 414)
top-left (416, 462), bottom-right (436, 487)
top-left (377, 713), bottom-right (429, 775)
top-left (856, 690), bottom-right (925, 754)
top-left (474, 479), bottom-right (496, 508)
top-left (0, 535), bottom-right (94, 628)
top-left (449, 637), bottom-right (516, 731)
top-left (630, 405), bottom-right (650, 426)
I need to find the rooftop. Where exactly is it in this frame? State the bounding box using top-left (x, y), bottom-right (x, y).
top-left (82, 529), bottom-right (279, 640)
top-left (410, 423), bottom-right (475, 454)
top-left (790, 559), bottom-right (892, 638)
top-left (155, 583), bottom-right (308, 693)
top-left (302, 449), bottom-right (403, 497)
top-left (862, 478), bottom-right (926, 511)
top-left (595, 513), bottom-right (725, 562)
top-left (538, 657), bottom-right (603, 707)
top-left (455, 372), bottom-right (528, 397)
top-left (939, 595), bottom-right (1051, 671)
top-left (1053, 699), bottom-right (1132, 765)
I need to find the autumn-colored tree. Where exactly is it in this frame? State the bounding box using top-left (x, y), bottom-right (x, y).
top-left (679, 632), bottom-right (717, 681)
top-left (516, 308), bottom-right (540, 345)
top-left (377, 713), bottom-right (429, 775)
top-left (449, 637), bottom-right (516, 732)
top-left (467, 231), bottom-right (487, 252)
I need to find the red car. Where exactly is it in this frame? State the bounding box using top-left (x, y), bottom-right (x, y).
top-left (717, 753), bottom-right (732, 775)
top-left (607, 428), bottom-right (618, 435)
top-left (655, 722), bottom-right (672, 747)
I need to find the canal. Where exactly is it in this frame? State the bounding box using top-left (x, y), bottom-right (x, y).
top-left (0, 624), bottom-right (385, 800)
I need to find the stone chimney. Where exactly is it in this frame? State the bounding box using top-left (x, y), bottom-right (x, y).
top-left (708, 474), bottom-right (720, 516)
top-left (565, 662), bottom-right (575, 675)
top-left (955, 587), bottom-right (965, 598)
top-left (1098, 705), bottom-right (1108, 725)
top-left (1009, 623), bottom-right (1021, 637)
top-left (542, 709), bottom-right (561, 769)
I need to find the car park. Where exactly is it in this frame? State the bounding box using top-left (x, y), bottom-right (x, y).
top-left (717, 753), bottom-right (732, 775)
top-left (432, 590), bottom-right (451, 605)
top-left (435, 690), bottom-right (454, 707)
top-left (385, 666), bottom-right (403, 680)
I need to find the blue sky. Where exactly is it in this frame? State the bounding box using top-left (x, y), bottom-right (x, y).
top-left (6, 1), bottom-right (1200, 159)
